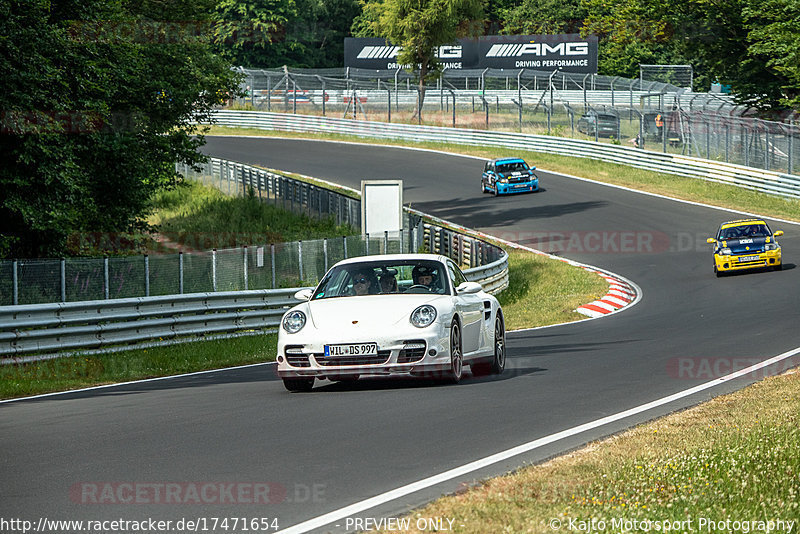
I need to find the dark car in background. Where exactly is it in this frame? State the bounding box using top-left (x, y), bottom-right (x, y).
top-left (577, 111), bottom-right (621, 138)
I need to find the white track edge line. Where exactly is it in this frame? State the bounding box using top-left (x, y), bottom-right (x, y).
top-left (275, 344), bottom-right (800, 534)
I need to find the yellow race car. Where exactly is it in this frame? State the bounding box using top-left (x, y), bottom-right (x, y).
top-left (707, 219), bottom-right (783, 277)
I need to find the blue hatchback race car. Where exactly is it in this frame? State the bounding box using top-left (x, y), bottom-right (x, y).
top-left (481, 158), bottom-right (540, 196)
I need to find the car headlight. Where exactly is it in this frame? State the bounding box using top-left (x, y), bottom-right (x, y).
top-left (765, 243), bottom-right (779, 251)
top-left (719, 248), bottom-right (732, 255)
top-left (410, 305), bottom-right (437, 328)
top-left (282, 310), bottom-right (306, 334)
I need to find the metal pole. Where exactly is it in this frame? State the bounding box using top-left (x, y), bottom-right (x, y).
top-left (212, 249), bottom-right (217, 292)
top-left (789, 120), bottom-right (794, 175)
top-left (179, 252), bottom-right (184, 294)
top-left (60, 258), bottom-right (66, 302)
top-left (384, 231), bottom-right (389, 254)
top-left (104, 257), bottom-right (109, 299)
top-left (12, 259), bottom-right (18, 305)
top-left (144, 254), bottom-right (150, 297)
top-left (242, 246), bottom-right (248, 290)
top-left (343, 235), bottom-right (348, 259)
top-left (365, 233), bottom-right (370, 255)
top-left (271, 244), bottom-right (276, 288)
top-left (323, 238), bottom-right (328, 272)
top-left (298, 241), bottom-right (304, 282)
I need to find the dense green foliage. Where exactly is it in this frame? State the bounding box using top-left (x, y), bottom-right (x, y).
top-left (0, 0), bottom-right (242, 258)
top-left (213, 0), bottom-right (360, 68)
top-left (2, 0), bottom-right (798, 257)
top-left (357, 0), bottom-right (484, 119)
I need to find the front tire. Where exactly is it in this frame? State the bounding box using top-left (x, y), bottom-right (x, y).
top-left (441, 322), bottom-right (463, 384)
top-left (471, 314), bottom-right (506, 376)
top-left (283, 377), bottom-right (314, 392)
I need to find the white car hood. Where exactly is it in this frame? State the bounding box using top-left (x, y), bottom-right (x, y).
top-left (304, 295), bottom-right (445, 331)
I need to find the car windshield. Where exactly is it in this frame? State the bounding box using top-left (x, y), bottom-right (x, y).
top-left (496, 161), bottom-right (528, 173)
top-left (311, 260), bottom-right (449, 300)
top-left (719, 223), bottom-right (770, 240)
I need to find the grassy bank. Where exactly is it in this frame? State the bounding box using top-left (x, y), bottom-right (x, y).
top-left (205, 125), bottom-right (800, 224)
top-left (149, 180), bottom-right (356, 249)
top-left (382, 369), bottom-right (800, 533)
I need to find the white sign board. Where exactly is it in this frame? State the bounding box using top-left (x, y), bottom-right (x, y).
top-left (361, 180), bottom-right (403, 236)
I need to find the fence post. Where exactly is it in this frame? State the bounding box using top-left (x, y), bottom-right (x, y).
top-left (179, 252), bottom-right (184, 294)
top-left (298, 241), bottom-right (304, 282)
top-left (12, 259), bottom-right (18, 305)
top-left (384, 231), bottom-right (389, 254)
top-left (144, 254), bottom-right (150, 297)
top-left (242, 246), bottom-right (248, 290)
top-left (343, 235), bottom-right (348, 259)
top-left (323, 238), bottom-right (329, 272)
top-left (365, 233), bottom-right (370, 255)
top-left (60, 258), bottom-right (66, 303)
top-left (212, 249), bottom-right (217, 292)
top-left (789, 120), bottom-right (794, 175)
top-left (271, 244), bottom-right (276, 289)
top-left (104, 257), bottom-right (109, 299)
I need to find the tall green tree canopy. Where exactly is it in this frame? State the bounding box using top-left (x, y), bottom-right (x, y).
top-left (0, 0), bottom-right (242, 257)
top-left (358, 0), bottom-right (484, 118)
top-left (214, 0), bottom-right (360, 68)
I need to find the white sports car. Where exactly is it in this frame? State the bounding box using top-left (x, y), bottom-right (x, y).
top-left (276, 253), bottom-right (505, 392)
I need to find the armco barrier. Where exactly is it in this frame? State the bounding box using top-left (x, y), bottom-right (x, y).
top-left (210, 110), bottom-right (800, 199)
top-left (0, 248), bottom-right (506, 361)
top-left (0, 184), bottom-right (508, 360)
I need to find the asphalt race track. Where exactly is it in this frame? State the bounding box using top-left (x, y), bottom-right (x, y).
top-left (2, 136), bottom-right (799, 533)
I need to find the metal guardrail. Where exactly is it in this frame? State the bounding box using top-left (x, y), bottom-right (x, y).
top-left (0, 250), bottom-right (507, 361)
top-left (211, 110), bottom-right (800, 199)
top-left (0, 160), bottom-right (508, 360)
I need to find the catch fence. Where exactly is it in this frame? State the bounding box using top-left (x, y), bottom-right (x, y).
top-left (230, 67), bottom-right (798, 176)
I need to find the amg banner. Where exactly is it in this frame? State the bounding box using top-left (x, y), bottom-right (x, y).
top-left (344, 34), bottom-right (598, 73)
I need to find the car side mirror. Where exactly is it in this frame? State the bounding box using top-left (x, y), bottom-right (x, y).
top-left (706, 238), bottom-right (716, 244)
top-left (294, 288), bottom-right (313, 301)
top-left (774, 230), bottom-right (784, 237)
top-left (456, 281), bottom-right (482, 294)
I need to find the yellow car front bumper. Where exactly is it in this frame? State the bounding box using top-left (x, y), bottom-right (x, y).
top-left (714, 249), bottom-right (782, 273)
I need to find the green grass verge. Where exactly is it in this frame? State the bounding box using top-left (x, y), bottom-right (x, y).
top-left (381, 370), bottom-right (800, 533)
top-left (205, 125), bottom-right (800, 223)
top-left (0, 335), bottom-right (277, 399)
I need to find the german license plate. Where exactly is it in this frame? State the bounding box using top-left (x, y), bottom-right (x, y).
top-left (738, 255), bottom-right (760, 262)
top-left (324, 343), bottom-right (378, 357)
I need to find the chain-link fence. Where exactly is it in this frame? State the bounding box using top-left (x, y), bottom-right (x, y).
top-left (1, 162), bottom-right (504, 306)
top-left (228, 67), bottom-right (798, 176)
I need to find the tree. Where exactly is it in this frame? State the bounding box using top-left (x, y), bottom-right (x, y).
top-left (359, 0), bottom-right (484, 121)
top-left (0, 0), bottom-right (242, 258)
top-left (500, 0), bottom-right (587, 35)
top-left (214, 0), bottom-right (360, 68)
